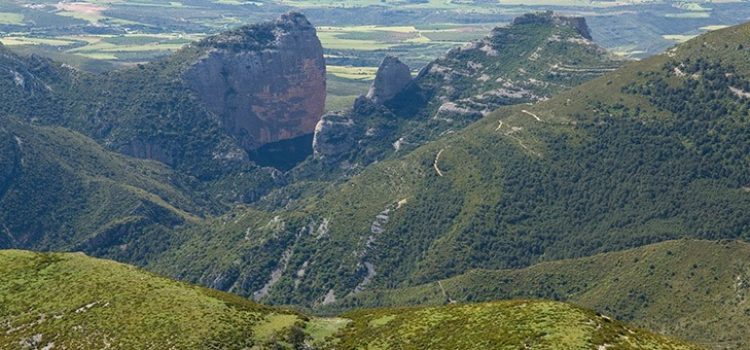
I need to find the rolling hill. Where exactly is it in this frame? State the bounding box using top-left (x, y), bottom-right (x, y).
top-left (0, 249), bottom-right (701, 350)
top-left (336, 300), bottom-right (700, 350)
top-left (328, 239), bottom-right (750, 349)
top-left (0, 249), bottom-right (314, 349)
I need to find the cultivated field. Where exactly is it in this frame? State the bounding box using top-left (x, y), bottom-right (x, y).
top-left (2, 0), bottom-right (749, 108)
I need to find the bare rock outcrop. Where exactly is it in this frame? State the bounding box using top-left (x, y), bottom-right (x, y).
top-left (185, 12), bottom-right (326, 151)
top-left (118, 139), bottom-right (174, 165)
top-left (512, 11), bottom-right (592, 40)
top-left (312, 12), bottom-right (617, 170)
top-left (312, 111), bottom-right (355, 162)
top-left (366, 56), bottom-right (412, 104)
top-left (313, 57), bottom-right (413, 163)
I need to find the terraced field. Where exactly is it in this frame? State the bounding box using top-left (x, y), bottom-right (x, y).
top-left (2, 0), bottom-right (750, 99)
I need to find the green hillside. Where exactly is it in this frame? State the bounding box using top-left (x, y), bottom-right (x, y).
top-left (0, 250), bottom-right (701, 350)
top-left (0, 41), bottom-right (240, 179)
top-left (0, 118), bottom-right (199, 263)
top-left (336, 301), bottom-right (700, 350)
top-left (1, 7), bottom-right (748, 350)
top-left (330, 239), bottom-right (750, 349)
top-left (150, 20), bottom-right (750, 310)
top-left (0, 250), bottom-right (313, 349)
top-left (0, 43), bottom-right (67, 122)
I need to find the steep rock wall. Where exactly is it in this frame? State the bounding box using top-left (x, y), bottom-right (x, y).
top-left (184, 12), bottom-right (326, 151)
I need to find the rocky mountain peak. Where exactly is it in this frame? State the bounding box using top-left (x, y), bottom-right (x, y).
top-left (275, 11), bottom-right (315, 31)
top-left (366, 55), bottom-right (412, 104)
top-left (197, 12), bottom-right (317, 52)
top-left (185, 12), bottom-right (326, 152)
top-left (311, 12), bottom-right (619, 170)
top-left (510, 11), bottom-right (592, 40)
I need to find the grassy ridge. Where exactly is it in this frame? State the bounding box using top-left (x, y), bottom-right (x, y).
top-left (336, 300), bottom-right (701, 350)
top-left (0, 250), bottom-right (305, 349)
top-left (0, 249), bottom-right (701, 349)
top-left (329, 239), bottom-right (750, 348)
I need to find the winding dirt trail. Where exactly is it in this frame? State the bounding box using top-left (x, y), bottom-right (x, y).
top-left (433, 149), bottom-right (445, 177)
top-left (521, 109), bottom-right (541, 121)
top-left (437, 280), bottom-right (456, 303)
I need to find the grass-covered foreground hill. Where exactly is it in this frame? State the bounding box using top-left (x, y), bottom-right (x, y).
top-left (330, 239), bottom-right (750, 349)
top-left (336, 301), bottom-right (700, 350)
top-left (0, 249), bottom-right (701, 350)
top-left (0, 250), bottom-right (315, 349)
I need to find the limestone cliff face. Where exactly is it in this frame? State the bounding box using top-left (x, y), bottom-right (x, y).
top-left (511, 11), bottom-right (592, 40)
top-left (184, 12), bottom-right (326, 151)
top-left (313, 57), bottom-right (411, 164)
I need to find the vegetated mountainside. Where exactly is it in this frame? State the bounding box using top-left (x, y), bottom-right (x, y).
top-left (0, 118), bottom-right (201, 263)
top-left (150, 20), bottom-right (750, 309)
top-left (0, 13), bottom-right (326, 263)
top-left (310, 11), bottom-right (621, 169)
top-left (0, 12), bottom-right (325, 181)
top-left (328, 239), bottom-right (750, 349)
top-left (0, 12), bottom-right (621, 292)
top-left (0, 43), bottom-right (61, 112)
top-left (0, 250), bottom-right (702, 350)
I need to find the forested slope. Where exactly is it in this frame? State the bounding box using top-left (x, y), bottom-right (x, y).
top-left (152, 21), bottom-right (750, 309)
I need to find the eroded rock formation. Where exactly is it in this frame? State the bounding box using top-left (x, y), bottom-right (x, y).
top-left (185, 12), bottom-right (327, 151)
top-left (366, 56), bottom-right (412, 104)
top-left (512, 11), bottom-right (592, 40)
top-left (313, 56), bottom-right (415, 163)
top-left (312, 111), bottom-right (355, 162)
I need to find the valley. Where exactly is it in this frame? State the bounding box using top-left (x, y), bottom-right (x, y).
top-left (0, 2), bottom-right (749, 349)
top-left (134, 15), bottom-right (750, 316)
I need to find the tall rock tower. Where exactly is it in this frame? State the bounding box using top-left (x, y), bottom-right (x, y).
top-left (185, 12), bottom-right (327, 151)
